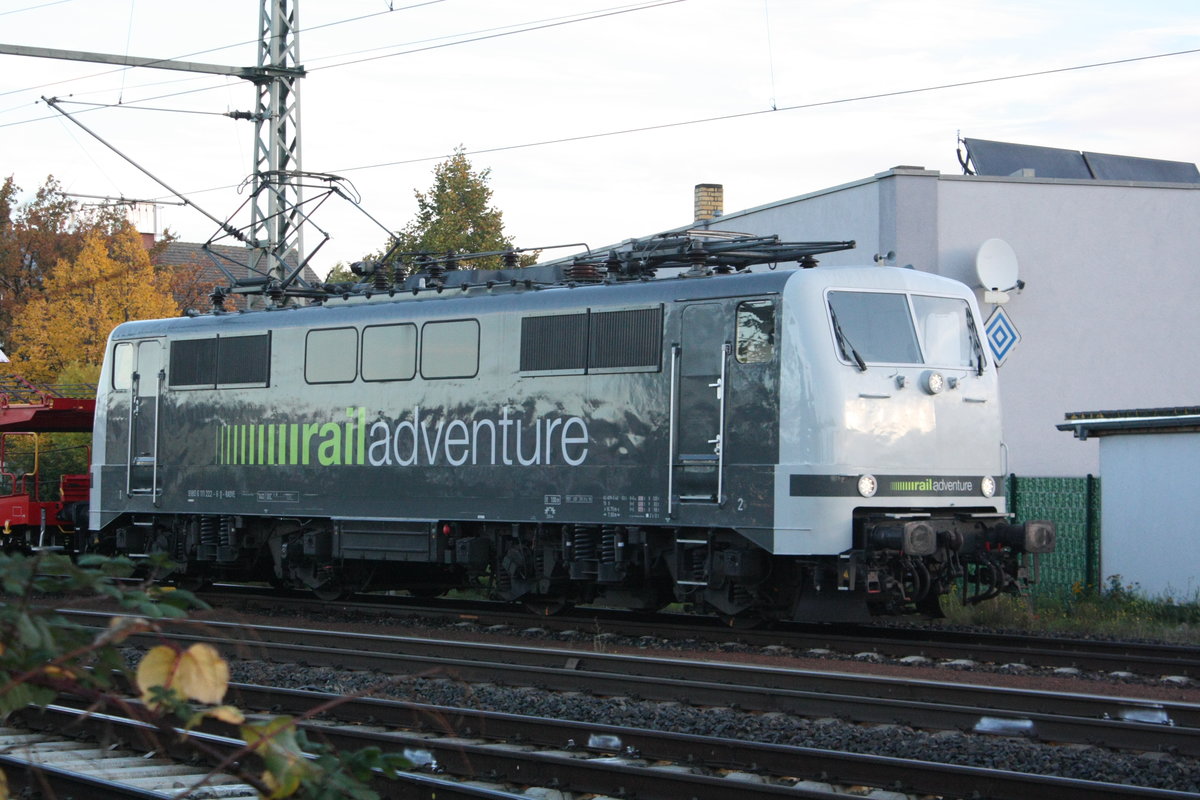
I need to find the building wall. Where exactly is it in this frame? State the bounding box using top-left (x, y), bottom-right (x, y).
top-left (700, 169), bottom-right (1200, 477)
top-left (1099, 433), bottom-right (1198, 598)
top-left (934, 175), bottom-right (1200, 476)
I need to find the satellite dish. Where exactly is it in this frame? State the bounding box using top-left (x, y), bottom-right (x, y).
top-left (974, 238), bottom-right (1019, 291)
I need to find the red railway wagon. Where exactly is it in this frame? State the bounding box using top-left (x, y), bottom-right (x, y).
top-left (0, 376), bottom-right (94, 550)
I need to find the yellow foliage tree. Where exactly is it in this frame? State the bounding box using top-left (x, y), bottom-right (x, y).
top-left (8, 226), bottom-right (178, 384)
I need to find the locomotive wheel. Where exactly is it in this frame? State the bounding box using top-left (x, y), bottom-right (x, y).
top-left (524, 597), bottom-right (572, 616)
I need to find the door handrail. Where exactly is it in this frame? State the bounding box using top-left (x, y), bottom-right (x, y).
top-left (151, 369), bottom-right (163, 506)
top-left (125, 371), bottom-right (138, 497)
top-left (715, 342), bottom-right (730, 506)
top-left (666, 343), bottom-right (680, 519)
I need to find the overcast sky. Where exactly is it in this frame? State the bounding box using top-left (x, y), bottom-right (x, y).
top-left (1, 0), bottom-right (1196, 277)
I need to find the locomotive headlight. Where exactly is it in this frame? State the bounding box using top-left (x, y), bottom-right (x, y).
top-left (921, 370), bottom-right (945, 395)
top-left (857, 474), bottom-right (878, 498)
top-left (981, 476), bottom-right (996, 498)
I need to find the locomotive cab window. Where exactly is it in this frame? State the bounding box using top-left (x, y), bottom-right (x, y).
top-left (912, 295), bottom-right (982, 369)
top-left (735, 300), bottom-right (775, 363)
top-left (111, 342), bottom-right (133, 391)
top-left (827, 291), bottom-right (921, 365)
top-left (305, 328), bottom-right (357, 384)
top-left (421, 319), bottom-right (479, 379)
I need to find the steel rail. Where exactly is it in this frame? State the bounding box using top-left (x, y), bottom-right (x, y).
top-left (0, 752), bottom-right (170, 800)
top-left (196, 586), bottom-right (1200, 677)
top-left (10, 705), bottom-right (544, 800)
top-left (58, 609), bottom-right (1200, 756)
top-left (40, 690), bottom-right (1200, 800)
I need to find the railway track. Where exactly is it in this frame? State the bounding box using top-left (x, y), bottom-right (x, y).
top-left (57, 608), bottom-right (1200, 757)
top-left (7, 681), bottom-right (1197, 800)
top-left (198, 586), bottom-right (1200, 678)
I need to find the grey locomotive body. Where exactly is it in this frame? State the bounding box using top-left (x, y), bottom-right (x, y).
top-left (88, 256), bottom-right (1053, 620)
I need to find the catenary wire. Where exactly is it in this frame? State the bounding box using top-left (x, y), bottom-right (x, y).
top-left (2, 5), bottom-right (1194, 207)
top-left (0, 0), bottom-right (690, 138)
top-left (0, 0), bottom-right (76, 17)
top-left (140, 43), bottom-right (1200, 206)
top-left (0, 0), bottom-right (447, 100)
top-left (326, 45), bottom-right (1200, 173)
top-left (309, 0), bottom-right (686, 72)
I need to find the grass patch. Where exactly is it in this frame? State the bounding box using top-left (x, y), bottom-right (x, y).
top-left (939, 575), bottom-right (1200, 643)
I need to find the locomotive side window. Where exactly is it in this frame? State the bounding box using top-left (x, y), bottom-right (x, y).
top-left (217, 333), bottom-right (271, 387)
top-left (912, 295), bottom-right (980, 368)
top-left (111, 342), bottom-right (133, 391)
top-left (827, 291), bottom-right (921, 365)
top-left (421, 319), bottom-right (479, 379)
top-left (735, 300), bottom-right (775, 363)
top-left (169, 338), bottom-right (217, 388)
top-left (520, 313), bottom-right (587, 372)
top-left (362, 324), bottom-right (417, 381)
top-left (305, 328), bottom-right (357, 384)
top-left (588, 306), bottom-right (662, 371)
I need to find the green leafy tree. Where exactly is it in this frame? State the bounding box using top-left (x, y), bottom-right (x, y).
top-left (323, 262), bottom-right (356, 284)
top-left (379, 148), bottom-right (536, 271)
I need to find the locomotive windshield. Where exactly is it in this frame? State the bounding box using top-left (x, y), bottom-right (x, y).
top-left (827, 291), bottom-right (984, 370)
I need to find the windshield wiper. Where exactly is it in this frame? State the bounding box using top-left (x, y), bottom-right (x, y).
top-left (965, 306), bottom-right (986, 376)
top-left (829, 306), bottom-right (867, 371)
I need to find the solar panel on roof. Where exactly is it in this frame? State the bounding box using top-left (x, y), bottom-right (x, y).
top-left (963, 138), bottom-right (1092, 179)
top-left (1082, 152), bottom-right (1200, 183)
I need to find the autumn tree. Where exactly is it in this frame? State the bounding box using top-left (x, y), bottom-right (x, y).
top-left (7, 225), bottom-right (178, 384)
top-left (0, 175), bottom-right (129, 347)
top-left (377, 148), bottom-right (536, 271)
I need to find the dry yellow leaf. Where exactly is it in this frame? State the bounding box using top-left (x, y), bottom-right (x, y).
top-left (41, 665), bottom-right (75, 680)
top-left (136, 645), bottom-right (181, 706)
top-left (208, 705), bottom-right (246, 724)
top-left (175, 643), bottom-right (230, 705)
top-left (136, 643), bottom-right (229, 707)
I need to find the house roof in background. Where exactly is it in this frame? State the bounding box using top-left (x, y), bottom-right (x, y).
top-left (153, 241), bottom-right (322, 288)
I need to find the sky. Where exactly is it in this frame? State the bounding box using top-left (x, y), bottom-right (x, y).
top-left (1, 0), bottom-right (1197, 278)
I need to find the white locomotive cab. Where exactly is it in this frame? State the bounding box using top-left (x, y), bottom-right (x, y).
top-left (772, 266), bottom-right (1004, 556)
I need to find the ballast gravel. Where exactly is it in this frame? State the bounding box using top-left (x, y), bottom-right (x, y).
top-left (226, 659), bottom-right (1200, 794)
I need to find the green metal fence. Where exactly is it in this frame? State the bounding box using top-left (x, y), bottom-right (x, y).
top-left (1006, 475), bottom-right (1101, 596)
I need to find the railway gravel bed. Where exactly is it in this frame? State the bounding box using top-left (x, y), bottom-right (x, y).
top-left (52, 606), bottom-right (1200, 796)
top-left (36, 598), bottom-right (1200, 797)
top-left (222, 659), bottom-right (1200, 795)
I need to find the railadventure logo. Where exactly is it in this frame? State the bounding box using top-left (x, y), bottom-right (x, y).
top-left (216, 406), bottom-right (590, 468)
top-left (889, 477), bottom-right (976, 494)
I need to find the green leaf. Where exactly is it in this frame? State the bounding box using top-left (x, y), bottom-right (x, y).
top-left (16, 615), bottom-right (44, 650)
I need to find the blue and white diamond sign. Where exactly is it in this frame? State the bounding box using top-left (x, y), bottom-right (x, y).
top-left (984, 307), bottom-right (1021, 367)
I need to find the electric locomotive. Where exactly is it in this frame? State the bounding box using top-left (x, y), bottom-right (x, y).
top-left (85, 233), bottom-right (1054, 621)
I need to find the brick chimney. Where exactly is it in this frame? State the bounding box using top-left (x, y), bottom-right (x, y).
top-left (694, 183), bottom-right (723, 221)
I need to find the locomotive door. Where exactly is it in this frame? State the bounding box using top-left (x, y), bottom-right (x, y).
top-left (672, 302), bottom-right (730, 505)
top-left (122, 338), bottom-right (164, 501)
